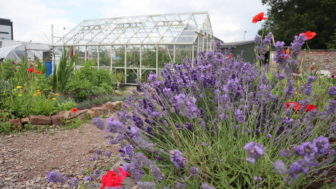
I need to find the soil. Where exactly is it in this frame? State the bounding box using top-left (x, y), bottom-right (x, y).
top-left (0, 123), bottom-right (121, 189)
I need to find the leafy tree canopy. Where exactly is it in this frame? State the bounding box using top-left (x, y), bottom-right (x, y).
top-left (261, 0), bottom-right (336, 49)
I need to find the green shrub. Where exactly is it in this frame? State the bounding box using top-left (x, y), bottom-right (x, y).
top-left (66, 61), bottom-right (115, 102)
top-left (4, 86), bottom-right (76, 117)
top-left (67, 79), bottom-right (94, 102)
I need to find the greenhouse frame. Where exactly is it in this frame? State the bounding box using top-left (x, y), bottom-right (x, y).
top-left (53, 12), bottom-right (215, 84)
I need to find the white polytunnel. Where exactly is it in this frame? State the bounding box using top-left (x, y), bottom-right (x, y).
top-left (0, 44), bottom-right (25, 62)
top-left (0, 40), bottom-right (50, 62)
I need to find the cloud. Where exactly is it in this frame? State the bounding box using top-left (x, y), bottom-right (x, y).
top-left (0, 0), bottom-right (268, 43)
top-left (0, 0), bottom-right (76, 43)
top-left (100, 0), bottom-right (267, 42)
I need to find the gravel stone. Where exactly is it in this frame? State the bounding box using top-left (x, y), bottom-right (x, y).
top-left (0, 123), bottom-right (120, 188)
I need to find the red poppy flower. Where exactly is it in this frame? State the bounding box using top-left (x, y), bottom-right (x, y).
top-left (252, 12), bottom-right (267, 23)
top-left (300, 31), bottom-right (317, 40)
top-left (331, 74), bottom-right (335, 79)
top-left (305, 104), bottom-right (318, 112)
top-left (27, 68), bottom-right (35, 73)
top-left (227, 53), bottom-right (233, 59)
top-left (311, 65), bottom-right (315, 71)
top-left (71, 108), bottom-right (77, 113)
top-left (35, 70), bottom-right (41, 74)
top-left (285, 101), bottom-right (301, 111)
top-left (100, 167), bottom-right (130, 189)
top-left (282, 48), bottom-right (291, 55)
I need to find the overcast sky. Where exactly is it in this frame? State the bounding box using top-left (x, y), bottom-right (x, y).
top-left (0, 0), bottom-right (268, 44)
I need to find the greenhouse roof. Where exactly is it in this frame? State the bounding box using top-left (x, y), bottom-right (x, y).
top-left (55, 12), bottom-right (213, 46)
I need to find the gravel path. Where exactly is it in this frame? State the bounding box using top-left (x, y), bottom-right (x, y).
top-left (0, 123), bottom-right (120, 189)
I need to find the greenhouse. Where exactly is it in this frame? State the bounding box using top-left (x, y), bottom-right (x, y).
top-left (52, 12), bottom-right (215, 84)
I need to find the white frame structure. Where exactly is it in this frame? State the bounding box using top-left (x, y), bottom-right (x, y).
top-left (53, 12), bottom-right (214, 84)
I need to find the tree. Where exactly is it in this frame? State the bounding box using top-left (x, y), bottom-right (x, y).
top-left (261, 0), bottom-right (336, 49)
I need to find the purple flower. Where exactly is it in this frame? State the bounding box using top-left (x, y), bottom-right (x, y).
top-left (170, 149), bottom-right (187, 169)
top-left (328, 86), bottom-right (336, 95)
top-left (254, 176), bottom-right (262, 182)
top-left (313, 136), bottom-right (329, 154)
top-left (295, 142), bottom-right (317, 158)
top-left (120, 144), bottom-right (134, 158)
top-left (274, 41), bottom-right (287, 64)
top-left (190, 166), bottom-right (199, 176)
top-left (137, 181), bottom-right (156, 189)
top-left (277, 73), bottom-right (286, 80)
top-left (244, 142), bottom-right (265, 163)
top-left (285, 78), bottom-right (295, 97)
top-left (173, 93), bottom-right (199, 119)
top-left (106, 118), bottom-right (125, 133)
top-left (47, 171), bottom-right (67, 183)
top-left (84, 175), bottom-right (93, 182)
top-left (92, 117), bottom-right (104, 130)
top-left (288, 161), bottom-right (303, 179)
top-left (288, 159), bottom-right (311, 179)
top-left (185, 122), bottom-right (193, 130)
top-left (148, 72), bottom-right (157, 82)
top-left (274, 160), bottom-right (287, 175)
top-left (201, 183), bottom-right (215, 189)
top-left (150, 165), bottom-right (164, 181)
top-left (235, 109), bottom-right (245, 123)
top-left (302, 76), bottom-right (315, 96)
top-left (103, 151), bottom-right (112, 158)
top-left (88, 153), bottom-right (99, 161)
top-left (176, 182), bottom-right (186, 189)
top-left (68, 178), bottom-right (78, 187)
top-left (255, 32), bottom-right (273, 62)
top-left (108, 133), bottom-right (125, 144)
top-left (290, 34), bottom-right (306, 57)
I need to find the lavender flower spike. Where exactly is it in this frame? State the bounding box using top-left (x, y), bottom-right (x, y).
top-left (274, 160), bottom-right (287, 175)
top-left (137, 181), bottom-right (156, 189)
top-left (170, 149), bottom-right (187, 169)
top-left (295, 142), bottom-right (317, 158)
top-left (328, 86), bottom-right (336, 96)
top-left (190, 166), bottom-right (199, 176)
top-left (244, 142), bottom-right (265, 163)
top-left (201, 183), bottom-right (215, 189)
top-left (313, 136), bottom-right (330, 154)
top-left (47, 171), bottom-right (67, 183)
top-left (92, 117), bottom-right (104, 130)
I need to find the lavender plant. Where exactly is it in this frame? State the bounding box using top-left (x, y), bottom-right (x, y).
top-left (90, 34), bottom-right (335, 188)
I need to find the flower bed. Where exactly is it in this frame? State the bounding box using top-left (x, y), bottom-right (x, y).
top-left (90, 35), bottom-right (335, 188)
top-left (0, 51), bottom-right (122, 132)
top-left (47, 13), bottom-right (336, 188)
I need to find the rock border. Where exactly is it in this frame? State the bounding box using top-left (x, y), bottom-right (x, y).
top-left (9, 101), bottom-right (123, 127)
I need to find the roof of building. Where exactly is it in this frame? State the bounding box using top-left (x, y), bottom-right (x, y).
top-left (221, 40), bottom-right (255, 48)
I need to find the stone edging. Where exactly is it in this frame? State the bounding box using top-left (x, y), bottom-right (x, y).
top-left (9, 101), bottom-right (123, 127)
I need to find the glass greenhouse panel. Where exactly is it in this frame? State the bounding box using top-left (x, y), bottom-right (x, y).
top-left (87, 46), bottom-right (98, 67)
top-left (126, 69), bottom-right (138, 84)
top-left (76, 46), bottom-right (86, 66)
top-left (158, 45), bottom-right (173, 68)
top-left (142, 45), bottom-right (156, 68)
top-left (112, 45), bottom-right (125, 68)
top-left (99, 46), bottom-right (111, 69)
top-left (175, 45), bottom-right (193, 64)
top-left (141, 70), bottom-right (156, 83)
top-left (113, 69), bottom-right (125, 84)
top-left (127, 45), bottom-right (140, 68)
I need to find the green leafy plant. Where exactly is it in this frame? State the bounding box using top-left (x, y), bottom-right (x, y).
top-left (52, 50), bottom-right (76, 93)
top-left (66, 61), bottom-right (115, 101)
